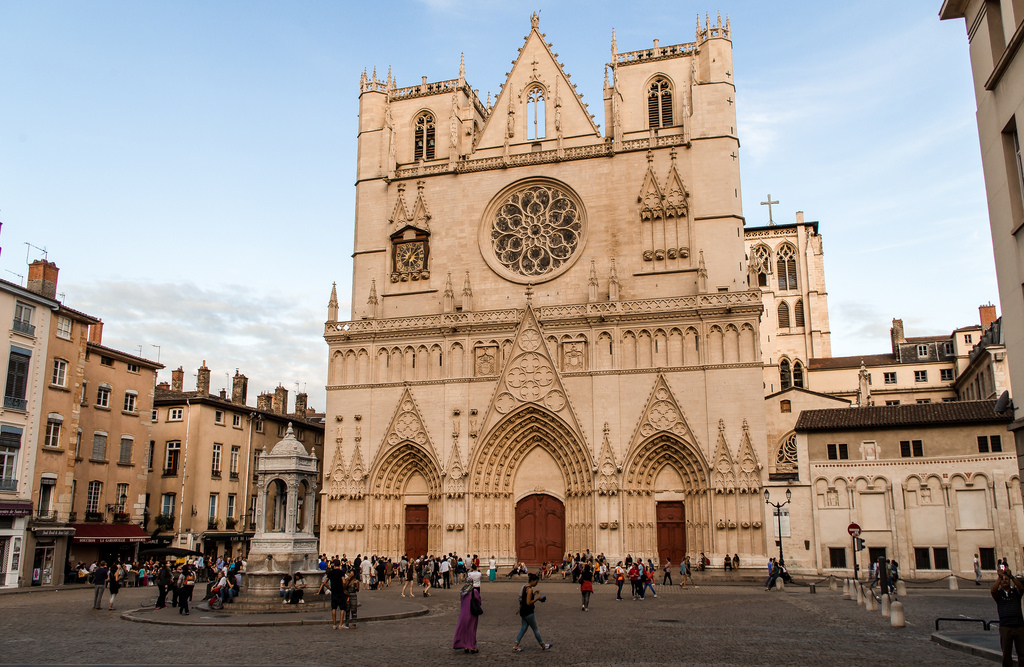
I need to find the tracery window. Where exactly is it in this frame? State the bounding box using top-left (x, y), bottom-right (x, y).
top-left (527, 86), bottom-right (546, 140)
top-left (753, 245), bottom-right (771, 287)
top-left (414, 112), bottom-right (435, 161)
top-left (778, 301), bottom-right (790, 329)
top-left (777, 244), bottom-right (797, 290)
top-left (488, 181), bottom-right (583, 279)
top-left (793, 360), bottom-right (805, 388)
top-left (648, 77), bottom-right (673, 129)
top-left (780, 359), bottom-right (792, 390)
top-left (794, 299), bottom-right (805, 327)
top-left (776, 433), bottom-right (798, 472)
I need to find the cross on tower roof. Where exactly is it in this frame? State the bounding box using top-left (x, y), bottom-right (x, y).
top-left (760, 194), bottom-right (779, 225)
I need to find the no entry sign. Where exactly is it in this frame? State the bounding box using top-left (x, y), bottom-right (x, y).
top-left (848, 523), bottom-right (862, 537)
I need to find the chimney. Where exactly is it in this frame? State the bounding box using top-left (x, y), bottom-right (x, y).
top-left (219, 388), bottom-right (227, 399)
top-left (795, 211), bottom-right (804, 224)
top-left (196, 361), bottom-right (211, 395)
top-left (272, 385), bottom-right (289, 415)
top-left (156, 381), bottom-right (170, 391)
top-left (890, 318), bottom-right (905, 356)
top-left (171, 367), bottom-right (184, 392)
top-left (256, 393), bottom-right (273, 412)
top-left (294, 392), bottom-right (308, 419)
top-left (231, 370), bottom-right (248, 405)
top-left (27, 260), bottom-right (59, 299)
top-left (979, 303), bottom-right (997, 331)
top-left (88, 321), bottom-right (104, 345)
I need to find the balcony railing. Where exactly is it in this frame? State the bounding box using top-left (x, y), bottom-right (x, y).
top-left (0, 478), bottom-right (17, 492)
top-left (225, 517), bottom-right (236, 529)
top-left (113, 512), bottom-right (130, 523)
top-left (162, 467), bottom-right (177, 477)
top-left (12, 319), bottom-right (35, 336)
top-left (211, 468), bottom-right (221, 478)
top-left (84, 511), bottom-right (103, 522)
top-left (229, 471), bottom-right (239, 480)
top-left (34, 509), bottom-right (56, 521)
top-left (207, 518), bottom-right (219, 530)
top-left (3, 396), bottom-right (27, 411)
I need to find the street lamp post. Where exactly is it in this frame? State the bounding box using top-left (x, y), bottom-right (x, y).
top-left (764, 488), bottom-right (792, 567)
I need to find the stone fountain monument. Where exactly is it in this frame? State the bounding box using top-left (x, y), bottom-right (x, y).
top-left (242, 423), bottom-right (320, 600)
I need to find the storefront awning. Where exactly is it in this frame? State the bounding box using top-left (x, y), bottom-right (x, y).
top-left (68, 523), bottom-right (150, 543)
top-left (0, 501), bottom-right (33, 517)
top-left (31, 525), bottom-right (76, 537)
top-left (202, 532), bottom-right (254, 542)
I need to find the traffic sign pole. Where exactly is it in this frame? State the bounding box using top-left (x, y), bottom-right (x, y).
top-left (848, 523), bottom-right (862, 581)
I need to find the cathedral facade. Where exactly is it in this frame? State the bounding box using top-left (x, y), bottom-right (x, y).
top-left (322, 14), bottom-right (774, 566)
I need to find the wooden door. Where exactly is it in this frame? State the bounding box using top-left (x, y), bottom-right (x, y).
top-left (515, 494), bottom-right (564, 566)
top-left (404, 504), bottom-right (428, 558)
top-left (656, 501), bottom-right (686, 565)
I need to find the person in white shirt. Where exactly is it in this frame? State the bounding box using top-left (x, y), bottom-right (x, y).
top-left (439, 557), bottom-right (451, 589)
top-left (361, 557), bottom-right (373, 586)
top-left (489, 556), bottom-right (497, 582)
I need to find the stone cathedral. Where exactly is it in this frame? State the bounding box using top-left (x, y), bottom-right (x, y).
top-left (323, 14), bottom-right (773, 566)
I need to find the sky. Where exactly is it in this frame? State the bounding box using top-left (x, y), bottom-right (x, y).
top-left (0, 1), bottom-right (995, 411)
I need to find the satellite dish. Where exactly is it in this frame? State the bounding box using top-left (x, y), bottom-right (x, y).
top-left (995, 390), bottom-right (1012, 414)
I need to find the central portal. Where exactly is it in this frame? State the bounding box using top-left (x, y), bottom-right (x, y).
top-left (404, 504), bottom-right (428, 558)
top-left (515, 494), bottom-right (564, 566)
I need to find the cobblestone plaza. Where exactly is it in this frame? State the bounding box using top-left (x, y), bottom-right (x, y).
top-left (0, 578), bottom-right (1000, 665)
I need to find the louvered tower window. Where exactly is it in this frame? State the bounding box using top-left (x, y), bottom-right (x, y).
top-left (777, 244), bottom-right (798, 290)
top-left (414, 112), bottom-right (435, 161)
top-left (780, 359), bottom-right (792, 390)
top-left (778, 301), bottom-right (790, 328)
top-left (753, 245), bottom-right (771, 287)
top-left (794, 299), bottom-right (805, 327)
top-left (648, 77), bottom-right (673, 129)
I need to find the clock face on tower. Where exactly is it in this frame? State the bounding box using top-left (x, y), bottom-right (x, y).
top-left (395, 242), bottom-right (425, 272)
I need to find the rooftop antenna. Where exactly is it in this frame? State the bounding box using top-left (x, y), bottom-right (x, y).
top-left (150, 344), bottom-right (161, 363)
top-left (24, 242), bottom-right (47, 263)
top-left (4, 269), bottom-right (24, 283)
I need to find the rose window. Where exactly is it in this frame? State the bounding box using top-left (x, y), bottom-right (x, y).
top-left (484, 181), bottom-right (585, 281)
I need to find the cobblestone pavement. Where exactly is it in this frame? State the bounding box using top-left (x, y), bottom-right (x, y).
top-left (0, 578), bottom-right (999, 666)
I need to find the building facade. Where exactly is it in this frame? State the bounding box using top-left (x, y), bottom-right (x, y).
top-left (150, 366), bottom-right (324, 559)
top-left (940, 0), bottom-right (1024, 492)
top-left (324, 14), bottom-right (778, 566)
top-left (0, 271), bottom-right (59, 588)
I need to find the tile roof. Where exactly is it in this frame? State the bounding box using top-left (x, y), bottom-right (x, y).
top-left (87, 342), bottom-right (164, 369)
top-left (795, 400), bottom-right (1010, 432)
top-left (808, 354), bottom-right (895, 370)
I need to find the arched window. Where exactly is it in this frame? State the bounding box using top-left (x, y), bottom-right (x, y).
top-left (794, 299), bottom-right (805, 327)
top-left (780, 359), bottom-right (792, 390)
top-left (527, 86), bottom-right (546, 140)
top-left (776, 433), bottom-right (798, 472)
top-left (777, 244), bottom-right (797, 290)
top-left (647, 77), bottom-right (673, 129)
top-left (414, 112), bottom-right (435, 161)
top-left (778, 301), bottom-right (791, 329)
top-left (753, 245), bottom-right (771, 287)
top-left (793, 360), bottom-right (805, 388)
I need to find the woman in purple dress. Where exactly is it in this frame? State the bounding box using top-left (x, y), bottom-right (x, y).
top-left (453, 562), bottom-right (483, 653)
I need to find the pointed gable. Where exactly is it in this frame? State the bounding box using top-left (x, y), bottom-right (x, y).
top-left (662, 150), bottom-right (689, 218)
top-left (735, 419), bottom-right (762, 493)
top-left (638, 151), bottom-right (665, 221)
top-left (328, 442), bottom-right (348, 499)
top-left (710, 419), bottom-right (737, 493)
top-left (627, 374), bottom-right (698, 448)
top-left (375, 388), bottom-right (438, 464)
top-left (596, 422), bottom-right (621, 495)
top-left (478, 304), bottom-right (586, 440)
top-left (476, 13), bottom-right (600, 150)
top-left (347, 445), bottom-right (366, 499)
top-left (409, 181), bottom-right (432, 231)
top-left (389, 182), bottom-right (412, 226)
top-left (444, 436), bottom-right (467, 498)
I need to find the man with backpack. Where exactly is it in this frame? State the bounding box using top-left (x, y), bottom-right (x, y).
top-left (177, 566), bottom-right (196, 615)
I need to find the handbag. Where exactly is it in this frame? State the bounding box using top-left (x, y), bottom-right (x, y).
top-left (470, 593), bottom-right (483, 616)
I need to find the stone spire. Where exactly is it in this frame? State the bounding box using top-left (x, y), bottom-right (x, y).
top-left (588, 259), bottom-right (598, 302)
top-left (609, 259), bottom-right (620, 301)
top-left (328, 282), bottom-right (339, 321)
top-left (443, 272), bottom-right (455, 313)
top-left (697, 251), bottom-right (708, 294)
top-left (367, 279), bottom-right (379, 319)
top-left (462, 272), bottom-right (474, 311)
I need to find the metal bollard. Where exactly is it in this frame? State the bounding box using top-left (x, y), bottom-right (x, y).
top-left (809, 583), bottom-right (816, 594)
top-left (890, 600), bottom-right (905, 627)
top-left (865, 589), bottom-right (877, 611)
top-left (948, 575), bottom-right (959, 590)
top-left (881, 593), bottom-right (891, 618)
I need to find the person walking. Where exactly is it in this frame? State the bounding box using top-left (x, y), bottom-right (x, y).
top-left (579, 563), bottom-right (594, 611)
top-left (343, 567), bottom-right (360, 629)
top-left (325, 559), bottom-right (347, 630)
top-left (642, 563), bottom-right (658, 598)
top-left (680, 556), bottom-right (696, 589)
top-left (155, 563), bottom-right (171, 608)
top-left (663, 559), bottom-right (673, 586)
top-left (614, 562), bottom-right (625, 600)
top-left (975, 554), bottom-right (983, 586)
top-left (513, 573), bottom-right (552, 652)
top-left (453, 562), bottom-right (483, 653)
top-left (108, 563), bottom-right (124, 610)
top-left (91, 561), bottom-right (109, 610)
top-left (992, 567), bottom-right (1024, 667)
top-left (401, 556), bottom-right (415, 597)
top-left (177, 566), bottom-right (195, 615)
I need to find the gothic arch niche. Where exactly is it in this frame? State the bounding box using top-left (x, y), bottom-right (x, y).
top-left (645, 74), bottom-right (674, 129)
top-left (265, 479), bottom-right (288, 533)
top-left (622, 434), bottom-right (711, 564)
top-left (367, 440), bottom-right (442, 558)
top-left (470, 404), bottom-right (594, 561)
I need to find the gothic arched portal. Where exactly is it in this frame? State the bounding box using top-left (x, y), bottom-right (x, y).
top-left (470, 404), bottom-right (594, 559)
top-left (366, 440), bottom-right (442, 557)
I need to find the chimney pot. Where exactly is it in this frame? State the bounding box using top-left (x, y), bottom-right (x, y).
top-left (27, 260), bottom-right (59, 299)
